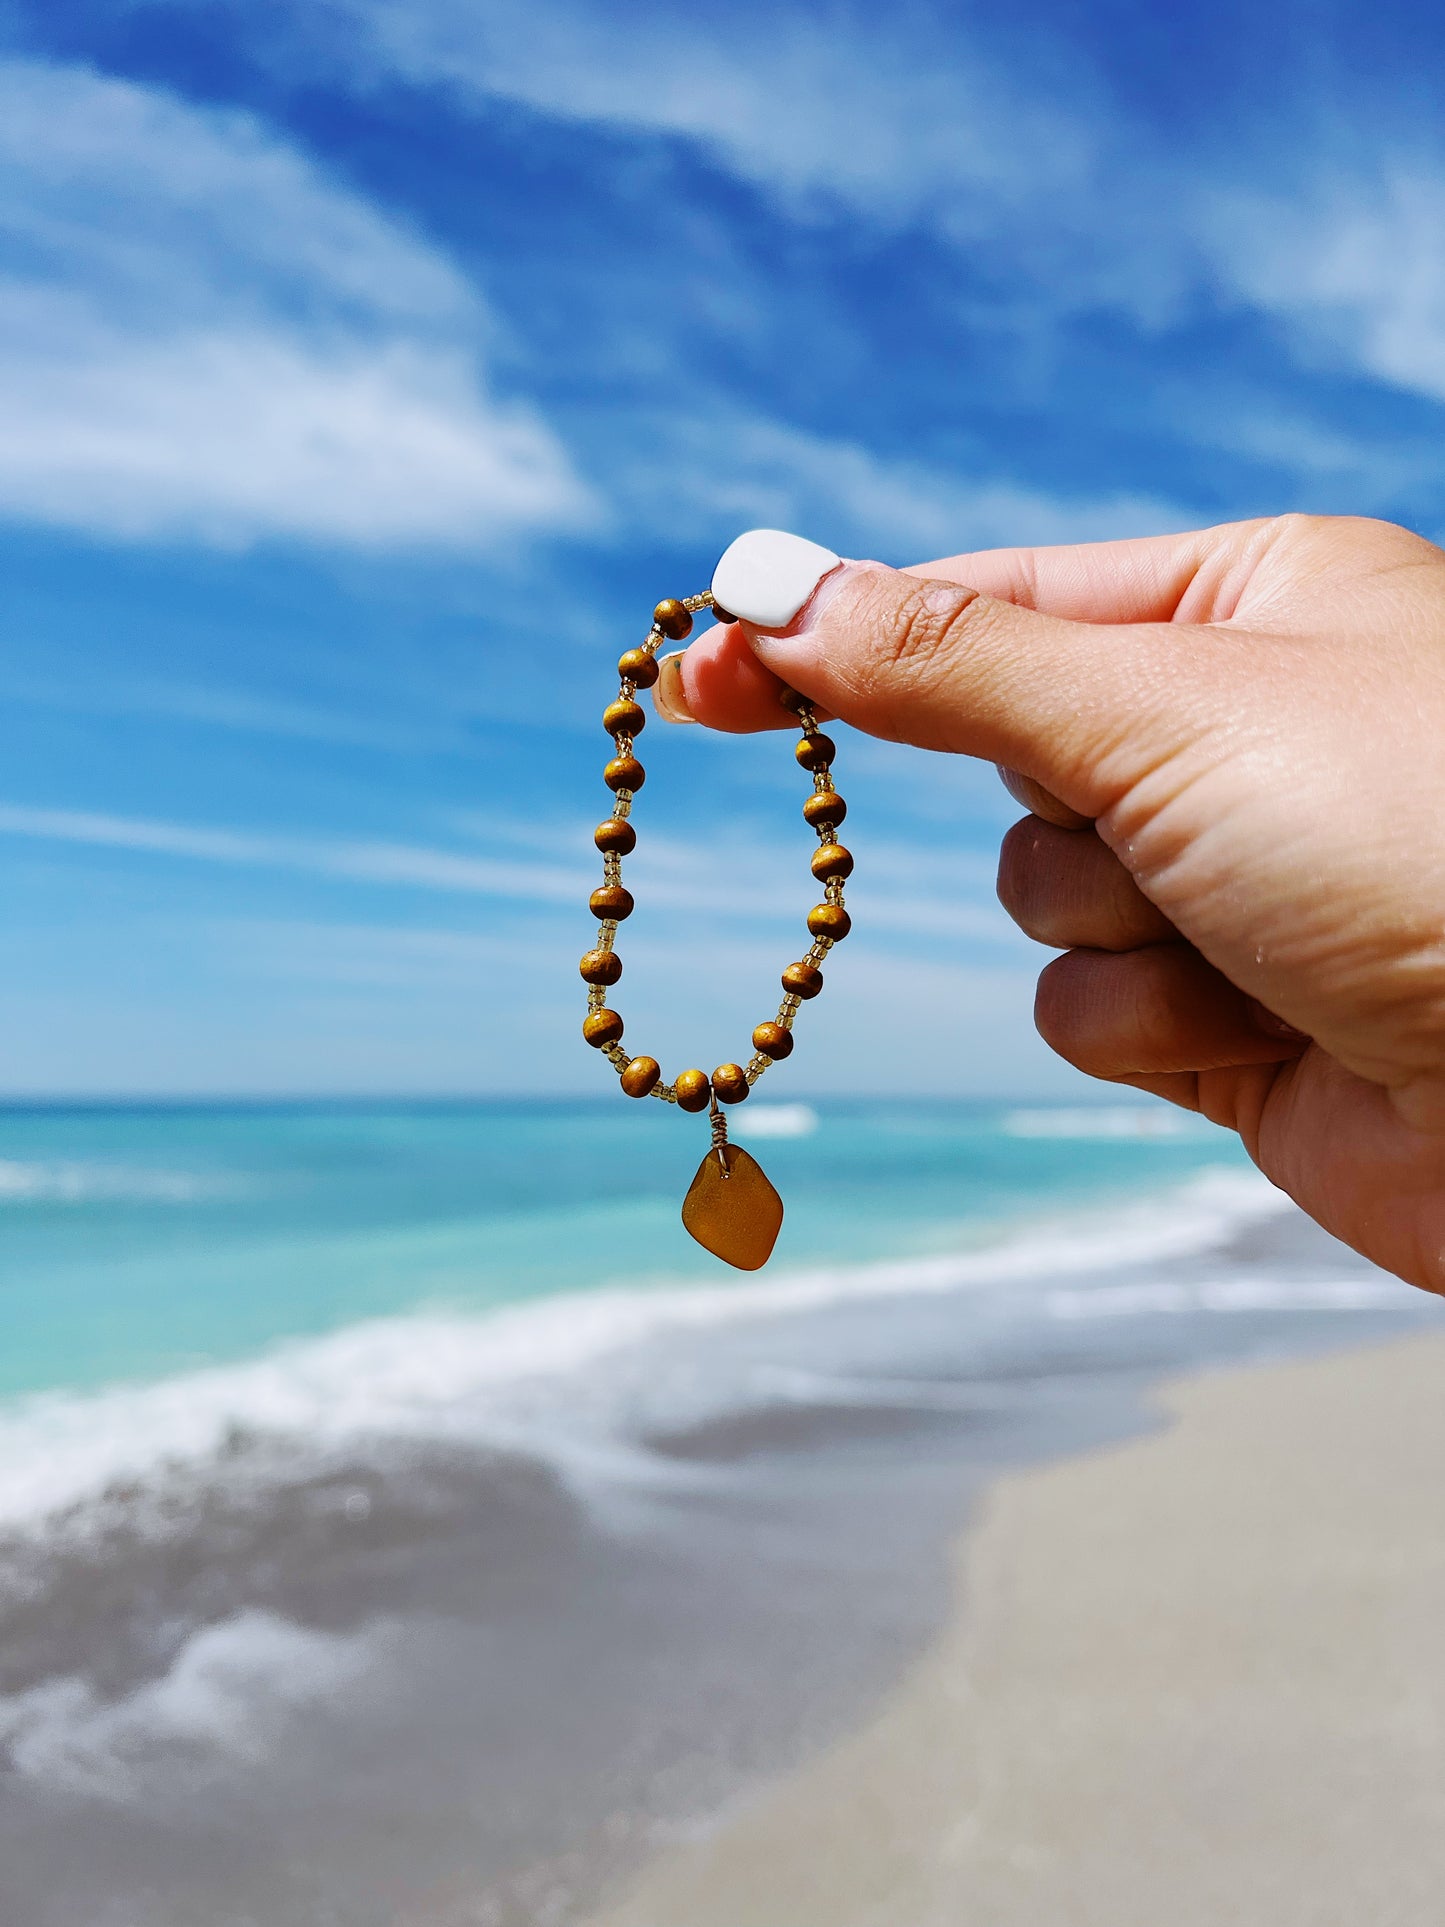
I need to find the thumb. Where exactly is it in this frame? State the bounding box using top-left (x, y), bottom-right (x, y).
top-left (744, 560), bottom-right (1235, 820)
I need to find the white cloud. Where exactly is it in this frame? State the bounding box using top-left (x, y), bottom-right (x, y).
top-left (319, 0), bottom-right (1092, 226)
top-left (0, 802), bottom-right (590, 902)
top-left (280, 0), bottom-right (1445, 412)
top-left (0, 58), bottom-right (592, 546)
top-left (0, 799), bottom-right (1029, 950)
top-left (1204, 166), bottom-right (1445, 405)
top-left (265, 0), bottom-right (1209, 333)
top-left (620, 409), bottom-right (1189, 559)
top-left (0, 672), bottom-right (454, 753)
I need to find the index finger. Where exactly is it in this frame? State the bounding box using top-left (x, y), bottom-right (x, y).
top-left (660, 518), bottom-right (1273, 735)
top-left (900, 523), bottom-right (1256, 625)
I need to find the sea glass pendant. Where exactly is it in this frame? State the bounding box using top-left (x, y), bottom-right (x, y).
top-left (682, 1141), bottom-right (784, 1271)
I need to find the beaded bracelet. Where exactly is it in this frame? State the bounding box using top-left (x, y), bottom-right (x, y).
top-left (580, 530), bottom-right (850, 1270)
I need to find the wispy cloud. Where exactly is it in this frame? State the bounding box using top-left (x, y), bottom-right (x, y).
top-left (306, 0), bottom-right (1094, 225)
top-left (0, 674), bottom-right (460, 754)
top-left (619, 411), bottom-right (1190, 559)
top-left (0, 799), bottom-right (1027, 949)
top-left (0, 803), bottom-right (588, 902)
top-left (1202, 165), bottom-right (1445, 406)
top-left (0, 58), bottom-right (593, 547)
top-left (251, 0), bottom-right (1445, 421)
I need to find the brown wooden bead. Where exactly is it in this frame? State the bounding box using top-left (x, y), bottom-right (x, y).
top-left (604, 755), bottom-right (645, 792)
top-left (751, 1022), bottom-right (794, 1060)
top-left (620, 1055), bottom-right (660, 1098)
top-left (580, 948), bottom-right (622, 986)
top-left (674, 1068), bottom-right (711, 1112)
top-left (811, 842), bottom-right (853, 881)
top-left (795, 731), bottom-right (835, 772)
top-left (583, 1009), bottom-right (624, 1049)
top-left (594, 817), bottom-right (637, 855)
top-left (778, 686), bottom-right (814, 714)
top-left (712, 1062), bottom-right (749, 1104)
top-left (653, 599), bottom-right (694, 641)
top-left (618, 648), bottom-right (659, 688)
top-left (782, 961), bottom-right (824, 999)
top-left (802, 788), bottom-right (847, 829)
top-left (603, 699), bottom-right (646, 738)
top-left (711, 603), bottom-right (738, 625)
top-left (807, 903), bottom-right (851, 941)
top-left (590, 884), bottom-right (634, 920)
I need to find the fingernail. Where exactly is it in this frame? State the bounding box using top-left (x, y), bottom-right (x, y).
top-left (738, 562), bottom-right (882, 671)
top-left (711, 529), bottom-right (844, 633)
top-left (653, 651), bottom-right (696, 723)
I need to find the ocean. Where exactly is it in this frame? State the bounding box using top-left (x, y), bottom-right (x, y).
top-left (0, 1096), bottom-right (1438, 1925)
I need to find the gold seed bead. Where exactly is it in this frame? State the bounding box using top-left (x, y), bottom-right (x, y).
top-left (654, 599), bottom-right (694, 641)
top-left (823, 877), bottom-right (845, 904)
top-left (808, 903), bottom-right (851, 941)
top-left (604, 755), bottom-right (645, 793)
top-left (802, 789), bottom-right (847, 829)
top-left (712, 1062), bottom-right (749, 1104)
top-left (620, 1055), bottom-right (661, 1098)
top-left (604, 699), bottom-right (646, 739)
top-left (583, 1009), bottom-right (624, 1049)
top-left (580, 948), bottom-right (622, 986)
top-left (590, 884), bottom-right (634, 921)
top-left (611, 793), bottom-right (633, 818)
top-left (795, 731), bottom-right (835, 772)
top-left (594, 817), bottom-right (636, 856)
top-left (674, 1068), bottom-right (712, 1112)
top-left (811, 842), bottom-right (853, 881)
top-left (618, 648), bottom-right (659, 688)
top-left (745, 1054), bottom-right (771, 1084)
top-left (782, 960), bottom-right (824, 999)
top-left (752, 1021), bottom-right (794, 1060)
top-left (603, 1042), bottom-right (630, 1070)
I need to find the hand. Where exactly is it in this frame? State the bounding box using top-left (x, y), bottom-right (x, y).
top-left (660, 515), bottom-right (1445, 1294)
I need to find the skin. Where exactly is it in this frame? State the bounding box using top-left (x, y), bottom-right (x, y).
top-left (655, 514), bottom-right (1445, 1295)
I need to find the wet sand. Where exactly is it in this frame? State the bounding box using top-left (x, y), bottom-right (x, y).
top-left (585, 1332), bottom-right (1445, 1927)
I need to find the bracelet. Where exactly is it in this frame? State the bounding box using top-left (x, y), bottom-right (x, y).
top-left (579, 531), bottom-right (849, 1269)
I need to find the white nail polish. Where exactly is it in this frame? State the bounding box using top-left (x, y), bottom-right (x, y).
top-left (711, 529), bottom-right (841, 630)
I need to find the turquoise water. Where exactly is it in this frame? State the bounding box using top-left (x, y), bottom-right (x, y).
top-left (0, 1097), bottom-right (1252, 1399)
top-left (0, 1087), bottom-right (1433, 1920)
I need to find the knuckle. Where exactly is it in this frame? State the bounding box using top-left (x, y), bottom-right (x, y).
top-left (1265, 511), bottom-right (1437, 567)
top-left (856, 578), bottom-right (987, 703)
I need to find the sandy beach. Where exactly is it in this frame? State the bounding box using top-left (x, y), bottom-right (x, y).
top-left (4, 1149), bottom-right (1440, 1927)
top-left (585, 1332), bottom-right (1445, 1927)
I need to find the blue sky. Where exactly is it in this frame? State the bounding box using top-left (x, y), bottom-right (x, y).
top-left (1, 0), bottom-right (1443, 1096)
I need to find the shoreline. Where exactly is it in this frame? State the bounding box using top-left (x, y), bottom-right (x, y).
top-left (2, 1187), bottom-right (1439, 1925)
top-left (583, 1331), bottom-right (1445, 1927)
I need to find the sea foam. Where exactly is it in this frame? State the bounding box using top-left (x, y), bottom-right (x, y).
top-left (0, 1166), bottom-right (1295, 1538)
